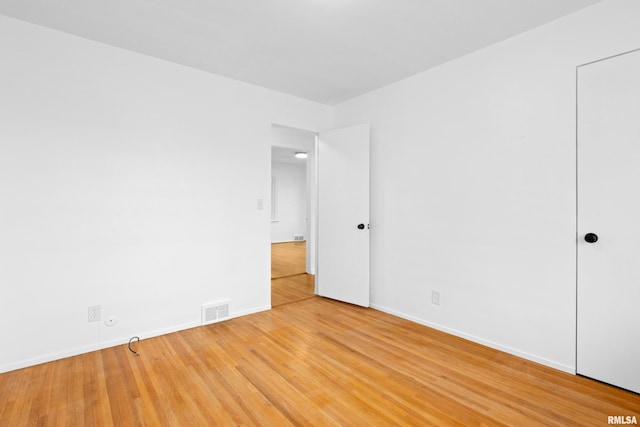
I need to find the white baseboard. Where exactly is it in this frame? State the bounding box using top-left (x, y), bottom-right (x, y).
top-left (233, 305), bottom-right (271, 318)
top-left (0, 320), bottom-right (200, 374)
top-left (370, 303), bottom-right (576, 375)
top-left (0, 305), bottom-right (272, 374)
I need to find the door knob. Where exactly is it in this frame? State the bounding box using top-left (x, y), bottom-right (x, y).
top-left (357, 223), bottom-right (365, 230)
top-left (584, 233), bottom-right (598, 243)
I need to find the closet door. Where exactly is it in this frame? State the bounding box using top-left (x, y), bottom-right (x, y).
top-left (577, 49), bottom-right (640, 394)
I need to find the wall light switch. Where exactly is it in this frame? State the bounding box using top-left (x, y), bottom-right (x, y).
top-left (432, 291), bottom-right (440, 306)
top-left (257, 199), bottom-right (264, 210)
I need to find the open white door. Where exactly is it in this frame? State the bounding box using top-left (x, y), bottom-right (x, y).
top-left (577, 49), bottom-right (640, 394)
top-left (317, 124), bottom-right (370, 307)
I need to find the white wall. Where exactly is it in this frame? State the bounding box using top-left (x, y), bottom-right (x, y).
top-left (0, 15), bottom-right (331, 373)
top-left (271, 161), bottom-right (307, 243)
top-left (4, 0), bottom-right (639, 376)
top-left (332, 0), bottom-right (640, 372)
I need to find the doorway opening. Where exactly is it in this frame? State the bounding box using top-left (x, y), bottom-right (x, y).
top-left (270, 125), bottom-right (317, 307)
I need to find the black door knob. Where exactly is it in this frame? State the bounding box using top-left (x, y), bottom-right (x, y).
top-left (584, 233), bottom-right (598, 243)
top-left (357, 223), bottom-right (365, 230)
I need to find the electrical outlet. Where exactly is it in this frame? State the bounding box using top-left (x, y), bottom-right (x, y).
top-left (431, 291), bottom-right (440, 306)
top-left (88, 305), bottom-right (101, 322)
top-left (104, 316), bottom-right (118, 327)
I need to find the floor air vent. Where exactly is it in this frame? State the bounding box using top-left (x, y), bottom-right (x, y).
top-left (201, 300), bottom-right (230, 325)
top-left (294, 234), bottom-right (304, 241)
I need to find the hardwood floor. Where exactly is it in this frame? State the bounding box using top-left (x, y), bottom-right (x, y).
top-left (1, 297), bottom-right (638, 426)
top-left (271, 241), bottom-right (314, 307)
top-left (271, 241), bottom-right (306, 279)
top-left (1, 246), bottom-right (638, 425)
top-left (271, 274), bottom-right (315, 307)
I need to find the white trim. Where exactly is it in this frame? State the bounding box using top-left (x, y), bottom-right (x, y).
top-left (370, 303), bottom-right (576, 375)
top-left (0, 305), bottom-right (272, 374)
top-left (271, 176), bottom-right (278, 221)
top-left (232, 305), bottom-right (270, 318)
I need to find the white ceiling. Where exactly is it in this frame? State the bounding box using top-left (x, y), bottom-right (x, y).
top-left (0, 0), bottom-right (602, 105)
top-left (272, 146), bottom-right (308, 166)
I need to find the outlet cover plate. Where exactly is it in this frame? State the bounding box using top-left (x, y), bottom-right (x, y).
top-left (88, 305), bottom-right (101, 322)
top-left (431, 291), bottom-right (440, 306)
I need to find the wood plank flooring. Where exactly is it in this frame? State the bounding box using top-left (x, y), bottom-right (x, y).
top-left (271, 241), bottom-right (314, 307)
top-left (271, 273), bottom-right (315, 308)
top-left (1, 297), bottom-right (638, 426)
top-left (1, 243), bottom-right (638, 425)
top-left (271, 241), bottom-right (306, 279)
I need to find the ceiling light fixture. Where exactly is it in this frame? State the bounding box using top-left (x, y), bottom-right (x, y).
top-left (294, 152), bottom-right (308, 159)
